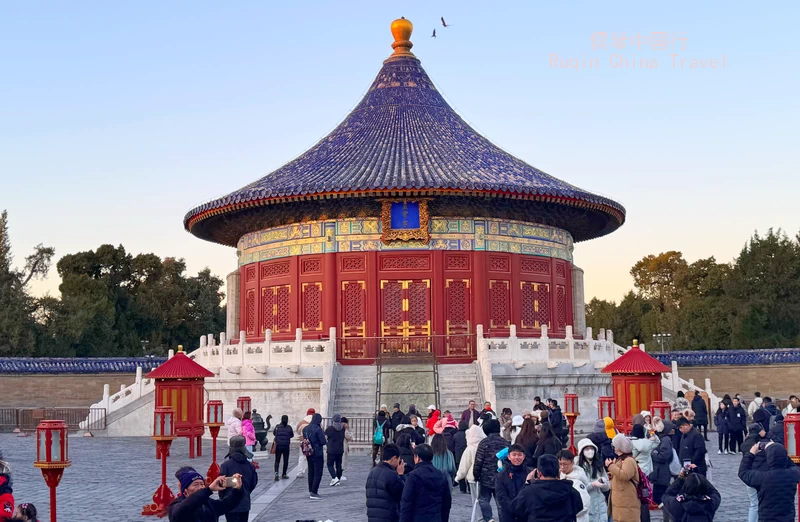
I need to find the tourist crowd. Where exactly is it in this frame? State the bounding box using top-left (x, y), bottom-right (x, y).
top-left (1, 391), bottom-right (798, 522)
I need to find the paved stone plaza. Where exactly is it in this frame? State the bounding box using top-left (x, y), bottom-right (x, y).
top-left (1, 433), bottom-right (796, 521)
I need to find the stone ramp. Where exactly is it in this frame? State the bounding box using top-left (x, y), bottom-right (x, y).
top-left (438, 363), bottom-right (482, 414)
top-left (332, 365), bottom-right (377, 419)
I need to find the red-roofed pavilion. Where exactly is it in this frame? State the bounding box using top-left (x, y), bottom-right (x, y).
top-left (146, 346), bottom-right (214, 458)
top-left (602, 340), bottom-right (670, 434)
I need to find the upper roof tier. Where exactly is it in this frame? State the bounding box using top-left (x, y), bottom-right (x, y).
top-left (184, 18), bottom-right (625, 246)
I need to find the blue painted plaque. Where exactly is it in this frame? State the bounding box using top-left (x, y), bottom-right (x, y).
top-left (390, 201), bottom-right (420, 229)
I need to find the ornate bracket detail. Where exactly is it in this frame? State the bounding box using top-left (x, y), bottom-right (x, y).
top-left (225, 366), bottom-right (241, 375)
top-left (251, 365), bottom-right (268, 375)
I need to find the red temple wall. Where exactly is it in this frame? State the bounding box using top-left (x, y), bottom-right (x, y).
top-left (239, 251), bottom-right (573, 362)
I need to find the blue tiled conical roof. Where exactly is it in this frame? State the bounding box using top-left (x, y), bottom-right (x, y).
top-left (185, 20), bottom-right (625, 246)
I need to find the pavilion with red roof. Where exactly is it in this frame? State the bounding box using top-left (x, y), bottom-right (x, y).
top-left (146, 346), bottom-right (214, 458)
top-left (602, 340), bottom-right (670, 434)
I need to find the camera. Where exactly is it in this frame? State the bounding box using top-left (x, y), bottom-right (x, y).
top-left (225, 476), bottom-right (241, 489)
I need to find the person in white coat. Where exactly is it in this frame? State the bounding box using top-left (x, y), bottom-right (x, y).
top-left (630, 423), bottom-right (659, 475)
top-left (226, 408), bottom-right (243, 443)
top-left (558, 449), bottom-right (591, 522)
top-left (454, 424), bottom-right (486, 509)
top-left (575, 438), bottom-right (610, 522)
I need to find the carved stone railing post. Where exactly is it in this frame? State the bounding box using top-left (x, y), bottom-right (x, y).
top-left (540, 324), bottom-right (549, 361)
top-left (509, 324), bottom-right (519, 362)
top-left (671, 361), bottom-right (680, 391)
top-left (566, 325), bottom-right (574, 360)
top-left (328, 327), bottom-right (337, 363)
top-left (295, 328), bottom-right (303, 364)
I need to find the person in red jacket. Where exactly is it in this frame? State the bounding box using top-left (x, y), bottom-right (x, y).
top-left (0, 450), bottom-right (13, 521)
top-left (426, 406), bottom-right (441, 438)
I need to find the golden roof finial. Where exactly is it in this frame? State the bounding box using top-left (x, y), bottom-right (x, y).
top-left (390, 17), bottom-right (414, 57)
top-left (632, 339), bottom-right (639, 348)
top-left (177, 344), bottom-right (184, 352)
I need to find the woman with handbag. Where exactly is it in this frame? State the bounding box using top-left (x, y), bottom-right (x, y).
top-left (272, 415), bottom-right (294, 481)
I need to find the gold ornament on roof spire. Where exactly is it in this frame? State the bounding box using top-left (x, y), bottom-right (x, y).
top-left (390, 17), bottom-right (414, 57)
top-left (633, 339), bottom-right (639, 348)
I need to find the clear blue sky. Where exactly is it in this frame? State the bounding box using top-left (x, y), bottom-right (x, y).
top-left (1, 1), bottom-right (798, 303)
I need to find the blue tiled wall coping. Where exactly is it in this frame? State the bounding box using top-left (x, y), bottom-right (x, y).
top-left (0, 357), bottom-right (168, 374)
top-left (652, 349), bottom-right (800, 367)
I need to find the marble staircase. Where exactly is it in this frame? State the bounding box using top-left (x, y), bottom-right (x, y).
top-left (438, 363), bottom-right (482, 415)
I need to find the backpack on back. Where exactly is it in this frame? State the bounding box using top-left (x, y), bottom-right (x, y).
top-left (373, 420), bottom-right (386, 445)
top-left (300, 426), bottom-right (315, 456)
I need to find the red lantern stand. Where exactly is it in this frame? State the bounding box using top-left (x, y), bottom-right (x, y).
top-left (33, 420), bottom-right (71, 522)
top-left (236, 396), bottom-right (252, 414)
top-left (784, 413), bottom-right (800, 522)
top-left (564, 393), bottom-right (580, 454)
top-left (598, 396), bottom-right (615, 423)
top-left (650, 401), bottom-right (671, 425)
top-left (142, 407), bottom-right (177, 517)
top-left (146, 346), bottom-right (214, 459)
top-left (602, 340), bottom-right (670, 434)
top-left (206, 400), bottom-right (224, 484)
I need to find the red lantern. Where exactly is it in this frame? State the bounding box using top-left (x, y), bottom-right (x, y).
top-left (598, 396), bottom-right (615, 421)
top-left (650, 401), bottom-right (671, 424)
top-left (564, 394), bottom-right (579, 415)
top-left (33, 420), bottom-right (71, 522)
top-left (142, 407), bottom-right (176, 517)
top-left (563, 394), bottom-right (580, 454)
top-left (206, 400), bottom-right (224, 483)
top-left (236, 396), bottom-right (252, 413)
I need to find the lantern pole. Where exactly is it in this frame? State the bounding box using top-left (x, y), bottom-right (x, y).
top-left (143, 407), bottom-right (176, 517)
top-left (564, 394), bottom-right (580, 454)
top-left (205, 400), bottom-right (224, 483)
top-left (34, 420), bottom-right (70, 522)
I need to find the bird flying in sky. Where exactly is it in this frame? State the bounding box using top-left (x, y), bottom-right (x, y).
top-left (431, 28), bottom-right (436, 38)
top-left (441, 17), bottom-right (450, 27)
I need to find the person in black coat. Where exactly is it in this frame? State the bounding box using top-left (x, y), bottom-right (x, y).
top-left (728, 397), bottom-right (748, 454)
top-left (495, 444), bottom-right (531, 522)
top-left (473, 419), bottom-right (510, 522)
top-left (325, 414), bottom-right (347, 485)
top-left (399, 444), bottom-right (452, 522)
top-left (395, 433), bottom-right (416, 474)
top-left (676, 417), bottom-right (707, 476)
top-left (390, 404), bottom-right (405, 440)
top-left (272, 415), bottom-right (294, 480)
top-left (714, 402), bottom-right (731, 454)
top-left (739, 442), bottom-right (800, 522)
top-left (218, 436), bottom-right (258, 522)
top-left (663, 472), bottom-right (721, 522)
top-left (533, 422), bottom-right (562, 460)
top-left (511, 454), bottom-right (583, 522)
top-left (741, 421), bottom-right (768, 453)
top-left (690, 394), bottom-right (709, 441)
top-left (302, 413), bottom-right (327, 498)
top-left (365, 443), bottom-right (406, 522)
top-left (395, 416), bottom-right (425, 446)
top-left (168, 469), bottom-right (243, 522)
top-left (453, 420), bottom-right (469, 493)
top-left (649, 419), bottom-right (674, 507)
top-left (586, 419), bottom-right (615, 461)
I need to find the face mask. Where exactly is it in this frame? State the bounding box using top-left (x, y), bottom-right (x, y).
top-left (583, 448), bottom-right (596, 460)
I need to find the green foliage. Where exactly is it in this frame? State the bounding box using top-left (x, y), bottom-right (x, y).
top-left (0, 210), bottom-right (227, 357)
top-left (587, 228), bottom-right (800, 350)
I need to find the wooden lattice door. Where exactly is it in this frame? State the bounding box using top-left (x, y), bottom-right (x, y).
top-left (380, 279), bottom-right (431, 354)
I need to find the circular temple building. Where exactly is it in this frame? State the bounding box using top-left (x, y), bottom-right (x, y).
top-left (184, 18), bottom-right (625, 365)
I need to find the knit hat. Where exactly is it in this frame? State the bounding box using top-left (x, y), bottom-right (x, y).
top-left (521, 409), bottom-right (532, 418)
top-left (593, 419), bottom-right (607, 434)
top-left (427, 404), bottom-right (437, 411)
top-left (512, 415), bottom-right (524, 427)
top-left (653, 417), bottom-right (666, 434)
top-left (226, 435), bottom-right (254, 459)
top-left (612, 433), bottom-right (633, 454)
top-left (393, 403), bottom-right (400, 409)
top-left (306, 408), bottom-right (316, 415)
top-left (179, 468), bottom-right (205, 492)
top-left (604, 417), bottom-right (618, 439)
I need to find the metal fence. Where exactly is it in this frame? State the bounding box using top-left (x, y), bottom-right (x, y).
top-left (0, 407), bottom-right (107, 432)
top-left (321, 417), bottom-right (378, 444)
